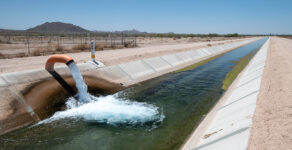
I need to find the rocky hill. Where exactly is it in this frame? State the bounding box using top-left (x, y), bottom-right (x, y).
top-left (26, 22), bottom-right (89, 33)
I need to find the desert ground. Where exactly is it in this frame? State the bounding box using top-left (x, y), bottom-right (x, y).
top-left (0, 36), bottom-right (247, 73)
top-left (248, 37), bottom-right (292, 150)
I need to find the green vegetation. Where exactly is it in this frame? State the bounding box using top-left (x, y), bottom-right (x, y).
top-left (222, 51), bottom-right (257, 90)
top-left (224, 33), bottom-right (239, 37)
top-left (176, 52), bottom-right (227, 72)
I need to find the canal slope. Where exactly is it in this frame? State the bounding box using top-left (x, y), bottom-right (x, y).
top-left (182, 38), bottom-right (270, 150)
top-left (248, 37), bottom-right (292, 150)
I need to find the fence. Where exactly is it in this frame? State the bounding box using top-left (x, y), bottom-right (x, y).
top-left (0, 32), bottom-right (137, 58)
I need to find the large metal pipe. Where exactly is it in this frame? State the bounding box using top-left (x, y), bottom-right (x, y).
top-left (45, 54), bottom-right (78, 98)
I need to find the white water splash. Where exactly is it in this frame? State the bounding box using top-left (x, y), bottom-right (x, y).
top-left (38, 63), bottom-right (164, 126)
top-left (38, 94), bottom-right (164, 125)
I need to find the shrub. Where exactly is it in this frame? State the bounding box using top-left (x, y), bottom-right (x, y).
top-left (71, 43), bottom-right (90, 51)
top-left (32, 50), bottom-right (41, 56)
top-left (0, 52), bottom-right (5, 59)
top-left (224, 33), bottom-right (239, 37)
top-left (124, 41), bottom-right (135, 48)
top-left (95, 43), bottom-right (105, 51)
top-left (55, 45), bottom-right (66, 52)
top-left (17, 52), bottom-right (26, 58)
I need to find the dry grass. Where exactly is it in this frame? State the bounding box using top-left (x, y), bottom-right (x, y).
top-left (124, 41), bottom-right (135, 48)
top-left (16, 52), bottom-right (26, 58)
top-left (55, 45), bottom-right (66, 52)
top-left (32, 50), bottom-right (41, 56)
top-left (0, 42), bottom-right (138, 59)
top-left (45, 43), bottom-right (56, 53)
top-left (0, 52), bottom-right (5, 59)
top-left (71, 43), bottom-right (90, 51)
top-left (70, 43), bottom-right (126, 51)
top-left (95, 43), bottom-right (105, 51)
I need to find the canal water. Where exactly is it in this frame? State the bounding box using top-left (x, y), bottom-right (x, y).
top-left (0, 38), bottom-right (267, 150)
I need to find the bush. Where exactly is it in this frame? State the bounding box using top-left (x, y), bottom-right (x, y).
top-left (224, 33), bottom-right (239, 37)
top-left (124, 41), bottom-right (135, 48)
top-left (95, 43), bottom-right (105, 51)
top-left (55, 45), bottom-right (66, 52)
top-left (0, 52), bottom-right (5, 59)
top-left (71, 43), bottom-right (90, 51)
top-left (32, 50), bottom-right (41, 56)
top-left (17, 52), bottom-right (26, 58)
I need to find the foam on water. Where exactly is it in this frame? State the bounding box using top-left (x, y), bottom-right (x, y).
top-left (38, 63), bottom-right (164, 126)
top-left (38, 94), bottom-right (164, 125)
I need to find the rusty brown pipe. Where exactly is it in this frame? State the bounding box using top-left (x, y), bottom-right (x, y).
top-left (45, 54), bottom-right (78, 98)
top-left (45, 54), bottom-right (74, 71)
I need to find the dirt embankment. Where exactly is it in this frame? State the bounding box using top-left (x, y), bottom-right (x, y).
top-left (248, 37), bottom-right (292, 150)
top-left (0, 38), bottom-right (248, 74)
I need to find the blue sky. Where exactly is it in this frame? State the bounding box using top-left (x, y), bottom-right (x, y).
top-left (0, 0), bottom-right (291, 34)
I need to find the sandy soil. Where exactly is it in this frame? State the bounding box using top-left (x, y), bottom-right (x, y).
top-left (0, 38), bottom-right (248, 74)
top-left (248, 37), bottom-right (292, 150)
top-left (0, 36), bottom-right (244, 55)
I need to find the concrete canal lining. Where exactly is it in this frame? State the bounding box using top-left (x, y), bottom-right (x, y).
top-left (0, 38), bottom-right (259, 135)
top-left (181, 38), bottom-right (270, 150)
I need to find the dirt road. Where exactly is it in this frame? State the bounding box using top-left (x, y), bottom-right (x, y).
top-left (248, 37), bottom-right (292, 150)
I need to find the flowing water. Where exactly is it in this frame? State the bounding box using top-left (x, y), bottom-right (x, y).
top-left (67, 62), bottom-right (90, 103)
top-left (49, 63), bottom-right (164, 126)
top-left (0, 38), bottom-right (268, 150)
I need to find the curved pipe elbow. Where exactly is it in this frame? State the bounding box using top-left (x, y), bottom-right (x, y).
top-left (45, 54), bottom-right (74, 71)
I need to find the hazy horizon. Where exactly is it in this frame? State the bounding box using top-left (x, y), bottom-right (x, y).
top-left (1, 0), bottom-right (291, 34)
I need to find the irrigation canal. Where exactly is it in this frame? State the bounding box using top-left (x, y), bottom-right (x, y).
top-left (0, 38), bottom-right (268, 150)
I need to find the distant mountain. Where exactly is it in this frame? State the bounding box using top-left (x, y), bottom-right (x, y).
top-left (26, 22), bottom-right (89, 33)
top-left (2, 22), bottom-right (148, 34)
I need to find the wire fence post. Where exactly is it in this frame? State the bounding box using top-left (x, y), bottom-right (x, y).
top-left (49, 33), bottom-right (51, 43)
top-left (88, 32), bottom-right (91, 44)
top-left (72, 33), bottom-right (75, 44)
top-left (134, 34), bottom-right (136, 47)
top-left (106, 33), bottom-right (108, 46)
top-left (110, 33), bottom-right (113, 47)
top-left (122, 32), bottom-right (124, 45)
top-left (7, 33), bottom-right (11, 44)
top-left (57, 36), bottom-right (60, 50)
top-left (26, 32), bottom-right (30, 56)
